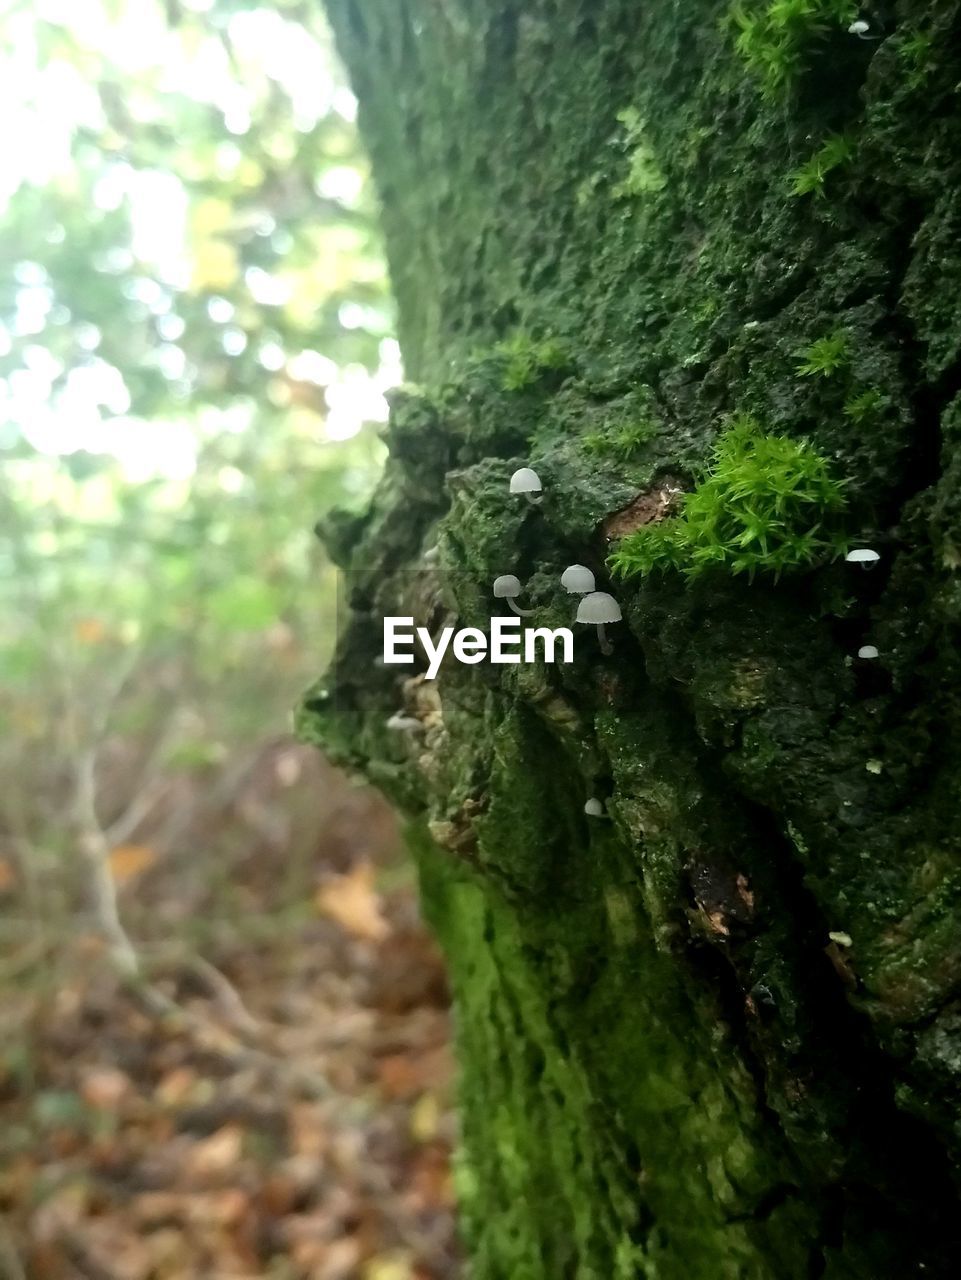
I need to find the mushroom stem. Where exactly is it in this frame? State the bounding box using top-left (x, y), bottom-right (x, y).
top-left (523, 492), bottom-right (542, 506)
top-left (507, 599), bottom-right (535, 617)
top-left (596, 623), bottom-right (613, 656)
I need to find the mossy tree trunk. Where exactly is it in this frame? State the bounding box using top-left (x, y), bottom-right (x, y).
top-left (303, 1), bottom-right (961, 1274)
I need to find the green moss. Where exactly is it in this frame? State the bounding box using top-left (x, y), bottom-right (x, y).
top-left (729, 0), bottom-right (859, 96)
top-left (789, 133), bottom-right (854, 197)
top-left (612, 106), bottom-right (666, 197)
top-left (491, 333), bottom-right (569, 392)
top-left (610, 417), bottom-right (848, 581)
top-left (843, 388), bottom-right (886, 423)
top-left (583, 419), bottom-right (658, 459)
top-left (897, 29), bottom-right (935, 90)
top-left (413, 820), bottom-right (818, 1280)
top-left (794, 329), bottom-right (849, 377)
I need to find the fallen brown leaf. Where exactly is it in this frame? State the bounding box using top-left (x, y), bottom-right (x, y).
top-left (108, 844), bottom-right (158, 883)
top-left (80, 1067), bottom-right (132, 1110)
top-left (315, 863), bottom-right (389, 942)
top-left (185, 1124), bottom-right (244, 1177)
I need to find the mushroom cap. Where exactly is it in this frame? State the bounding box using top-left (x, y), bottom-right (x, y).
top-left (509, 467), bottom-right (543, 494)
top-left (857, 644), bottom-right (879, 659)
top-left (584, 798), bottom-right (604, 817)
top-left (561, 564), bottom-right (596, 594)
top-left (845, 548), bottom-right (880, 563)
top-left (848, 19), bottom-right (869, 33)
top-left (576, 591), bottom-right (622, 625)
top-left (493, 574), bottom-right (522, 598)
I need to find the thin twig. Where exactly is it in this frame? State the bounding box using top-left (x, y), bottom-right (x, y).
top-left (102, 707), bottom-right (185, 846)
top-left (136, 946), bottom-right (262, 1036)
top-left (101, 775), bottom-right (169, 849)
top-left (117, 981), bottom-right (332, 1101)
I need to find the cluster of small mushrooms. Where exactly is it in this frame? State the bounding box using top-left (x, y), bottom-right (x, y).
top-left (504, 467), bottom-right (623, 820)
top-left (501, 468), bottom-right (623, 657)
top-left (390, 470), bottom-right (885, 826)
top-left (492, 561), bottom-right (623, 656)
top-left (496, 473), bottom-right (886, 812)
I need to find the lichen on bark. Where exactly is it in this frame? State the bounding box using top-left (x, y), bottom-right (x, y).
top-left (302, 0), bottom-right (961, 1273)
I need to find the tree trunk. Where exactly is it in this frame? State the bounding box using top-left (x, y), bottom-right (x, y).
top-left (304, 1), bottom-right (961, 1274)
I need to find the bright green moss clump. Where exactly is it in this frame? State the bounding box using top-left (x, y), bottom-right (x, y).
top-left (492, 333), bottom-right (568, 391)
top-left (795, 329), bottom-right (849, 377)
top-left (609, 418), bottom-right (848, 580)
top-left (583, 419), bottom-right (658, 460)
top-left (729, 0), bottom-right (858, 96)
top-left (789, 133), bottom-right (854, 198)
top-left (612, 106), bottom-right (667, 198)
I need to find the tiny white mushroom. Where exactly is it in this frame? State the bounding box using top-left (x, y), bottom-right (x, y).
top-left (828, 930), bottom-right (853, 948)
top-left (845, 547), bottom-right (880, 568)
top-left (848, 18), bottom-right (878, 39)
top-left (509, 467), bottom-right (543, 504)
top-left (576, 591), bottom-right (622, 656)
top-left (493, 573), bottom-right (535, 616)
top-left (561, 564), bottom-right (596, 595)
top-left (584, 797), bottom-right (604, 818)
top-left (386, 712), bottom-right (422, 732)
top-left (857, 644), bottom-right (879, 660)
top-left (423, 545), bottom-right (440, 565)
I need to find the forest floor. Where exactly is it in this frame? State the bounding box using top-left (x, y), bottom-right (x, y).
top-left (0, 744), bottom-right (460, 1280)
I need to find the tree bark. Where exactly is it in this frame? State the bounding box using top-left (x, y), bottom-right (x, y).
top-left (304, 1), bottom-right (961, 1274)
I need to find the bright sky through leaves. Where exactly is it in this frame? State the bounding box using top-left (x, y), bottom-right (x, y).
top-left (0, 0), bottom-right (397, 480)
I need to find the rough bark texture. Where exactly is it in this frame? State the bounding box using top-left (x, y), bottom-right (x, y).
top-left (302, 1), bottom-right (961, 1274)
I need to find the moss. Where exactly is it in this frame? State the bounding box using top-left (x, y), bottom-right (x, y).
top-left (794, 329), bottom-right (850, 378)
top-left (729, 0), bottom-right (860, 97)
top-left (612, 106), bottom-right (667, 197)
top-left (842, 387), bottom-right (887, 423)
top-left (897, 28), bottom-right (936, 89)
top-left (583, 419), bottom-right (658, 460)
top-left (610, 417), bottom-right (848, 581)
top-left (490, 332), bottom-right (570, 392)
top-left (413, 823), bottom-right (820, 1280)
top-left (788, 132), bottom-right (854, 197)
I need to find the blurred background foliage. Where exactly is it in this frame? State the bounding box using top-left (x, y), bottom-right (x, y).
top-left (1, 0), bottom-right (395, 933)
top-left (0, 3), bottom-right (459, 1276)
